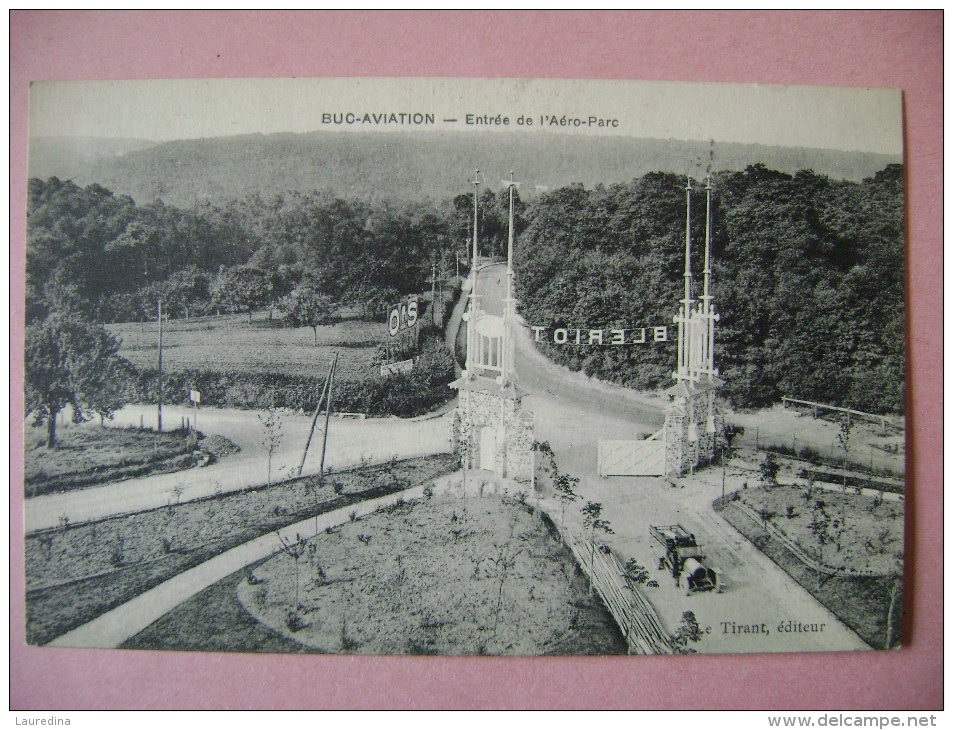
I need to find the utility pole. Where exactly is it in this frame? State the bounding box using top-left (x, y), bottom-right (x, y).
top-left (298, 356), bottom-right (334, 477)
top-left (318, 353), bottom-right (338, 478)
top-left (157, 300), bottom-right (163, 433)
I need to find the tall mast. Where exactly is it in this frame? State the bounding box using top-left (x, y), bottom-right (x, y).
top-left (502, 171), bottom-right (517, 385)
top-left (466, 170), bottom-right (480, 376)
top-left (157, 299), bottom-right (163, 432)
top-left (506, 170), bottom-right (515, 305)
top-left (678, 177), bottom-right (694, 384)
top-left (702, 175), bottom-right (713, 378)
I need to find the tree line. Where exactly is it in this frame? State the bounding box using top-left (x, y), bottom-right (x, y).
top-left (26, 177), bottom-right (521, 325)
top-left (25, 163), bottom-right (903, 448)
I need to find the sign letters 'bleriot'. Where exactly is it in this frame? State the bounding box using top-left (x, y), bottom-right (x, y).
top-left (531, 326), bottom-right (668, 345)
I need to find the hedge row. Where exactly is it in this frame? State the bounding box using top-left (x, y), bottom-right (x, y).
top-left (125, 339), bottom-right (456, 418)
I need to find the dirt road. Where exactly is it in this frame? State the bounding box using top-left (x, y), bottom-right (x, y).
top-left (25, 404), bottom-right (452, 532)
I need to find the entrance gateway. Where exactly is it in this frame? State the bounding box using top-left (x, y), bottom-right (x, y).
top-left (450, 171), bottom-right (535, 483)
top-left (597, 176), bottom-right (724, 477)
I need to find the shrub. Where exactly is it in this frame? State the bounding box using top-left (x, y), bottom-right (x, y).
top-left (286, 610), bottom-right (308, 633)
top-left (110, 536), bottom-right (126, 567)
top-left (253, 586), bottom-right (268, 609)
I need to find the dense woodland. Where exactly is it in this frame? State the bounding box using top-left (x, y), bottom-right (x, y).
top-left (26, 163), bottom-right (904, 418)
top-left (515, 165), bottom-right (904, 413)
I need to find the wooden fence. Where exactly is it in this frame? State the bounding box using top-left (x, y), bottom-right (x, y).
top-left (781, 396), bottom-right (900, 432)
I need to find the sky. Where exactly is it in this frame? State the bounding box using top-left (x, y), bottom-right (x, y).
top-left (28, 77), bottom-right (903, 156)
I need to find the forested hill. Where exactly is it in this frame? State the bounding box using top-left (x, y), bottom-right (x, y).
top-left (28, 132), bottom-right (900, 208)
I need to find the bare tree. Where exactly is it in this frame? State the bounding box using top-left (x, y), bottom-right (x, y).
top-left (258, 408), bottom-right (283, 487)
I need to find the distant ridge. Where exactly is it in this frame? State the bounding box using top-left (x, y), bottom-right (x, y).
top-left (28, 131), bottom-right (901, 208)
top-left (28, 136), bottom-right (158, 181)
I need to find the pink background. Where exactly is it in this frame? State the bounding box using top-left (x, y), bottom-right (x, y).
top-left (10, 11), bottom-right (942, 710)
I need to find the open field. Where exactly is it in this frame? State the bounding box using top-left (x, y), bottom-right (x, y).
top-left (23, 423), bottom-right (228, 498)
top-left (109, 313), bottom-right (384, 380)
top-left (25, 454), bottom-right (456, 645)
top-left (728, 404), bottom-right (905, 481)
top-left (125, 494), bottom-right (627, 655)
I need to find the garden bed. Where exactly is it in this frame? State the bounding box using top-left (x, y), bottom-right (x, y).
top-left (124, 494), bottom-right (627, 655)
top-left (727, 484), bottom-right (903, 575)
top-left (25, 454), bottom-right (457, 645)
top-left (24, 425), bottom-right (227, 498)
top-left (714, 494), bottom-right (903, 649)
top-left (247, 495), bottom-right (626, 655)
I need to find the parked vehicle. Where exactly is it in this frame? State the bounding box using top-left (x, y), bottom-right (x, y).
top-left (650, 524), bottom-right (718, 594)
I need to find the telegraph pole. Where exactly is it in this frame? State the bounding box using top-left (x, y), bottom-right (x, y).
top-left (298, 356), bottom-right (333, 477)
top-left (318, 353), bottom-right (338, 478)
top-left (157, 300), bottom-right (163, 433)
top-left (466, 169), bottom-right (481, 376)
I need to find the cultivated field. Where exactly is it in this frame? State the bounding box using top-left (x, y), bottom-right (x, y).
top-left (729, 483), bottom-right (903, 575)
top-left (715, 484), bottom-right (904, 650)
top-left (109, 313), bottom-right (385, 380)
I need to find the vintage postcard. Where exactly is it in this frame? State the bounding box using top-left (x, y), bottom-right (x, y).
top-left (23, 77), bottom-right (904, 655)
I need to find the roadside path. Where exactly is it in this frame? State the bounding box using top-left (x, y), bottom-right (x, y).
top-left (49, 471), bottom-right (462, 648)
top-left (26, 405), bottom-right (452, 533)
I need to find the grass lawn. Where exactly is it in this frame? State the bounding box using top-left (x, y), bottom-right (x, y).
top-left (109, 314), bottom-right (384, 381)
top-left (715, 494), bottom-right (903, 649)
top-left (121, 565), bottom-right (309, 654)
top-left (23, 423), bottom-right (223, 498)
top-left (25, 454), bottom-right (457, 645)
top-left (123, 495), bottom-right (628, 656)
